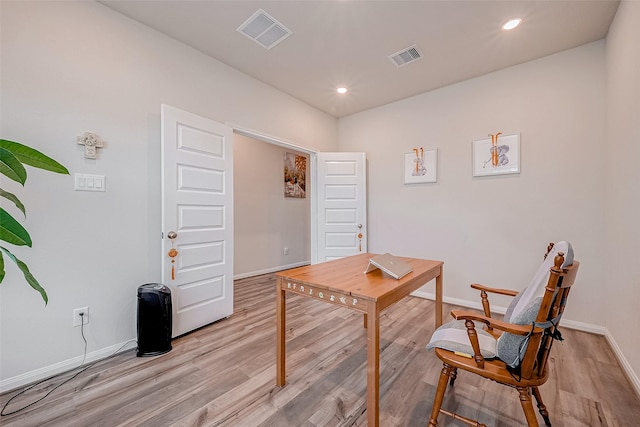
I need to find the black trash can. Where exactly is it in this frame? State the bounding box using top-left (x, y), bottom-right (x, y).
top-left (137, 283), bottom-right (172, 357)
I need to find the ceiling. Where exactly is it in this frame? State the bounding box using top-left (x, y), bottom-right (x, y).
top-left (100, 1), bottom-right (619, 118)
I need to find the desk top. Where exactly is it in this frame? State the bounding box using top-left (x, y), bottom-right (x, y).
top-left (276, 253), bottom-right (443, 305)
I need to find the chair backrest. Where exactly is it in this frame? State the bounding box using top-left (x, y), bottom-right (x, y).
top-left (505, 241), bottom-right (574, 323)
top-left (519, 253), bottom-right (580, 379)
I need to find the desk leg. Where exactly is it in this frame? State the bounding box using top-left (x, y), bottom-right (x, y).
top-left (435, 269), bottom-right (443, 328)
top-left (366, 302), bottom-right (380, 427)
top-left (276, 277), bottom-right (286, 386)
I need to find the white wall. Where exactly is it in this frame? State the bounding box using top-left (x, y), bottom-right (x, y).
top-left (234, 135), bottom-right (310, 277)
top-left (338, 42), bottom-right (607, 326)
top-left (0, 1), bottom-right (337, 389)
top-left (604, 0), bottom-right (640, 393)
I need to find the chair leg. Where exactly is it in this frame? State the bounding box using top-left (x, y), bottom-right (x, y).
top-left (517, 387), bottom-right (540, 427)
top-left (531, 387), bottom-right (551, 426)
top-left (428, 363), bottom-right (455, 426)
top-left (449, 367), bottom-right (458, 386)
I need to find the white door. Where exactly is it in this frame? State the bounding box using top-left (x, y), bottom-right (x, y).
top-left (161, 105), bottom-right (234, 337)
top-left (315, 152), bottom-right (367, 262)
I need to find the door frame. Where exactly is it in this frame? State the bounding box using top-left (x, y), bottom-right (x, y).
top-left (229, 124), bottom-right (321, 264)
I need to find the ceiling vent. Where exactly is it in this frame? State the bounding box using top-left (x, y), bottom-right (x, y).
top-left (388, 45), bottom-right (424, 68)
top-left (237, 9), bottom-right (292, 50)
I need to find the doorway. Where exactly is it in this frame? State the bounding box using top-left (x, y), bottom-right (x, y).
top-left (232, 126), bottom-right (316, 279)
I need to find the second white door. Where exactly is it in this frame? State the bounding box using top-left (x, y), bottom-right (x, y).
top-left (315, 152), bottom-right (367, 262)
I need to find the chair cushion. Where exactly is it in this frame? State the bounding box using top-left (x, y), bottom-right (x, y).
top-left (503, 286), bottom-right (526, 323)
top-left (506, 241), bottom-right (573, 322)
top-left (426, 319), bottom-right (496, 358)
top-left (496, 297), bottom-right (542, 368)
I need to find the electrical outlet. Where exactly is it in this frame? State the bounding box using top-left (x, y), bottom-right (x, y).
top-left (73, 307), bottom-right (89, 327)
top-left (283, 247), bottom-right (289, 255)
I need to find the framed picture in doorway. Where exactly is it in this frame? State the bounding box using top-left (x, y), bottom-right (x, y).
top-left (284, 152), bottom-right (306, 198)
top-left (404, 148), bottom-right (437, 184)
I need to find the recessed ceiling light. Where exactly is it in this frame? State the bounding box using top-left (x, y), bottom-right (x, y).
top-left (337, 87), bottom-right (348, 94)
top-left (502, 18), bottom-right (522, 31)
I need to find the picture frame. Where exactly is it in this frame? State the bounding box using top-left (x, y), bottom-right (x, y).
top-left (472, 133), bottom-right (520, 177)
top-left (284, 152), bottom-right (307, 198)
top-left (404, 148), bottom-right (437, 184)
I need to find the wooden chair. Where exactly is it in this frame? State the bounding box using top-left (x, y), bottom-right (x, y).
top-left (427, 244), bottom-right (580, 427)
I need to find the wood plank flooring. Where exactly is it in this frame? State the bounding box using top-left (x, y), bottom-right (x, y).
top-left (2, 273), bottom-right (639, 426)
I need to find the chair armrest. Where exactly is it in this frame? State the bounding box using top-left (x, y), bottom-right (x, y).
top-left (470, 283), bottom-right (519, 321)
top-left (470, 283), bottom-right (519, 297)
top-left (450, 309), bottom-right (543, 336)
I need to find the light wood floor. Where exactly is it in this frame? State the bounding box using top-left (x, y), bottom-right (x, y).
top-left (2, 273), bottom-right (639, 426)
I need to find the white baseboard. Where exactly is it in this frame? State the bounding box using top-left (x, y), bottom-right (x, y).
top-left (411, 290), bottom-right (507, 315)
top-left (411, 291), bottom-right (640, 398)
top-left (0, 340), bottom-right (138, 394)
top-left (605, 328), bottom-right (640, 399)
top-left (234, 261), bottom-right (310, 280)
top-left (560, 318), bottom-right (606, 335)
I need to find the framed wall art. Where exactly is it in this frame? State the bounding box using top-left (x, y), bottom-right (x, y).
top-left (472, 133), bottom-right (520, 177)
top-left (284, 152), bottom-right (306, 198)
top-left (404, 148), bottom-right (437, 184)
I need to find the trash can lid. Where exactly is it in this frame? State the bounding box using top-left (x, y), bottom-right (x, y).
top-left (138, 283), bottom-right (170, 293)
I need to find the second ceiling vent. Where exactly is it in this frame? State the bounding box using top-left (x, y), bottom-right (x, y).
top-left (388, 45), bottom-right (424, 68)
top-left (237, 9), bottom-right (292, 50)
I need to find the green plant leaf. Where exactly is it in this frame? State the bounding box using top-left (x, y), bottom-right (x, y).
top-left (0, 246), bottom-right (48, 305)
top-left (0, 139), bottom-right (69, 175)
top-left (0, 188), bottom-right (26, 217)
top-left (0, 207), bottom-right (32, 247)
top-left (0, 252), bottom-right (5, 283)
top-left (0, 147), bottom-right (27, 185)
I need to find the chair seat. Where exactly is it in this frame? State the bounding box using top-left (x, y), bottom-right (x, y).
top-left (435, 346), bottom-right (550, 388)
top-left (426, 319), bottom-right (497, 358)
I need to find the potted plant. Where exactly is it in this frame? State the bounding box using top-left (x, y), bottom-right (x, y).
top-left (0, 139), bottom-right (69, 304)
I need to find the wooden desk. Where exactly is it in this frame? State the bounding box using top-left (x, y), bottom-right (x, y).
top-left (275, 253), bottom-right (443, 427)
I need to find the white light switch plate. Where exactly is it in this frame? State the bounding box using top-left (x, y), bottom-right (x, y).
top-left (74, 173), bottom-right (106, 192)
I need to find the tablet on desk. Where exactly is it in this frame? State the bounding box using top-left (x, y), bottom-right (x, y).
top-left (364, 253), bottom-right (413, 279)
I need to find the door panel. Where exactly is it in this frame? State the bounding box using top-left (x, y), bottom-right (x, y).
top-left (162, 105), bottom-right (233, 337)
top-left (316, 152), bottom-right (367, 262)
